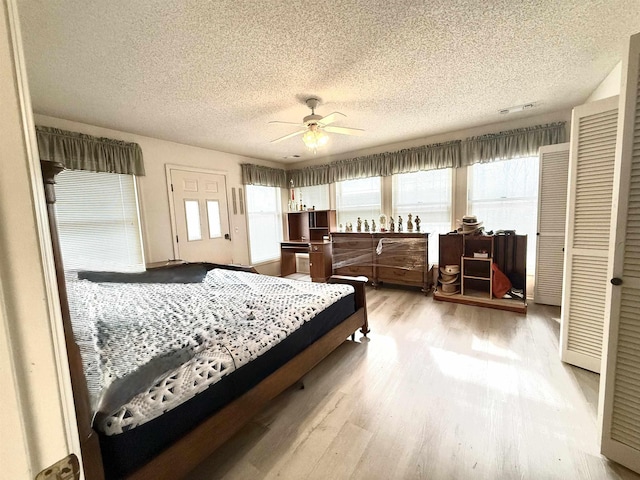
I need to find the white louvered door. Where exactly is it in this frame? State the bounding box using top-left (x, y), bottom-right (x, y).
top-left (560, 95), bottom-right (619, 373)
top-left (599, 32), bottom-right (640, 474)
top-left (535, 143), bottom-right (570, 306)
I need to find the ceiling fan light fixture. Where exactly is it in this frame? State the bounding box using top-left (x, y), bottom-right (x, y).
top-left (302, 124), bottom-right (328, 151)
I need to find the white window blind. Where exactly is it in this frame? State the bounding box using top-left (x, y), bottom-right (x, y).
top-left (335, 177), bottom-right (382, 227)
top-left (467, 156), bottom-right (539, 272)
top-left (393, 169), bottom-right (452, 263)
top-left (298, 184), bottom-right (330, 210)
top-left (55, 169), bottom-right (145, 272)
top-left (246, 185), bottom-right (283, 264)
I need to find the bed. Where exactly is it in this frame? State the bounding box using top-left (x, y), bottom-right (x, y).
top-left (41, 160), bottom-right (369, 480)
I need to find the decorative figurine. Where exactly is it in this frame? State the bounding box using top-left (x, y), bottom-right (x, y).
top-left (371, 219), bottom-right (376, 232)
top-left (364, 219), bottom-right (370, 232)
top-left (339, 223), bottom-right (344, 232)
top-left (389, 216), bottom-right (395, 232)
top-left (407, 213), bottom-right (414, 232)
top-left (398, 215), bottom-right (403, 232)
top-left (346, 222), bottom-right (353, 232)
top-left (379, 214), bottom-right (387, 232)
top-left (357, 217), bottom-right (362, 232)
top-left (289, 180), bottom-right (296, 211)
top-left (415, 216), bottom-right (421, 232)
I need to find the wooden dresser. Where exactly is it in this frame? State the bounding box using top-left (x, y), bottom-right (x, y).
top-left (332, 232), bottom-right (430, 292)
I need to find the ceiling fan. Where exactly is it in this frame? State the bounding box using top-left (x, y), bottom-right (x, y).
top-left (269, 98), bottom-right (365, 150)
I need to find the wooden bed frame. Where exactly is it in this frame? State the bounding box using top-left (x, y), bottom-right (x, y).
top-left (41, 160), bottom-right (369, 480)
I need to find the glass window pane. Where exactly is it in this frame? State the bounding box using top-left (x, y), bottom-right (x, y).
top-left (468, 157), bottom-right (539, 272)
top-left (185, 200), bottom-right (202, 241)
top-left (335, 177), bottom-right (382, 226)
top-left (207, 200), bottom-right (222, 238)
top-left (246, 185), bottom-right (283, 263)
top-left (297, 184), bottom-right (330, 211)
top-left (393, 169), bottom-right (452, 263)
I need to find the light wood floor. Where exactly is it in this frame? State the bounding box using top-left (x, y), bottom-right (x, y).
top-left (189, 286), bottom-right (640, 480)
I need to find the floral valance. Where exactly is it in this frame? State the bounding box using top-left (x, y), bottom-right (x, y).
top-left (461, 122), bottom-right (566, 166)
top-left (240, 163), bottom-right (288, 188)
top-left (35, 126), bottom-right (145, 176)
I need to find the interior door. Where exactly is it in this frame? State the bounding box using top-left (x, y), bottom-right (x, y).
top-left (169, 168), bottom-right (232, 263)
top-left (599, 31), bottom-right (640, 474)
top-left (560, 95), bottom-right (619, 373)
top-left (535, 143), bottom-right (570, 306)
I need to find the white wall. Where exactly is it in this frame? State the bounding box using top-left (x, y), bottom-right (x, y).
top-left (33, 115), bottom-right (283, 273)
top-left (586, 62), bottom-right (622, 103)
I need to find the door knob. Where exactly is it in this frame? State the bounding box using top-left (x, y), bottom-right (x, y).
top-left (610, 277), bottom-right (623, 286)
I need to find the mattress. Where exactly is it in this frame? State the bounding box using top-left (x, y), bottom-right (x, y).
top-left (66, 268), bottom-right (357, 477)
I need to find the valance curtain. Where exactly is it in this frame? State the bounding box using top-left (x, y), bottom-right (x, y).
top-left (461, 122), bottom-right (566, 166)
top-left (35, 126), bottom-right (145, 176)
top-left (288, 140), bottom-right (462, 187)
top-left (240, 163), bottom-right (288, 188)
top-left (240, 121), bottom-right (567, 187)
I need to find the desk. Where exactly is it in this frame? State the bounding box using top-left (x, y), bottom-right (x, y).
top-left (281, 240), bottom-right (332, 282)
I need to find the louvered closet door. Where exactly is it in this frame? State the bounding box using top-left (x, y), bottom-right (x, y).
top-left (535, 143), bottom-right (570, 305)
top-left (560, 95), bottom-right (619, 373)
top-left (599, 32), bottom-right (640, 474)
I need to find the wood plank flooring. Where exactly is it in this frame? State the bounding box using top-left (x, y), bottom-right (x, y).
top-left (189, 285), bottom-right (640, 480)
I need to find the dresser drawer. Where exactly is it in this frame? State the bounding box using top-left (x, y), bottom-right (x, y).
top-left (376, 253), bottom-right (425, 269)
top-left (376, 266), bottom-right (424, 285)
top-left (332, 238), bottom-right (373, 251)
top-left (334, 264), bottom-right (373, 279)
top-left (333, 251), bottom-right (372, 267)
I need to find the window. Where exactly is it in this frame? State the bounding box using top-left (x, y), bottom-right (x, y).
top-left (393, 169), bottom-right (452, 263)
top-left (468, 157), bottom-right (539, 272)
top-left (55, 170), bottom-right (145, 272)
top-left (298, 184), bottom-right (330, 210)
top-left (206, 200), bottom-right (222, 238)
top-left (184, 200), bottom-right (202, 241)
top-left (246, 185), bottom-right (283, 263)
top-left (335, 177), bottom-right (382, 227)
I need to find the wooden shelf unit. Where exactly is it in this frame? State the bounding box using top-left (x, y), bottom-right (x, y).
top-left (436, 233), bottom-right (527, 313)
top-left (282, 210), bottom-right (336, 282)
top-left (287, 209), bottom-right (336, 242)
top-left (461, 236), bottom-right (494, 298)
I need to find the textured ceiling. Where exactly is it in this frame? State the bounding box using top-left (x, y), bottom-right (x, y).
top-left (17, 0), bottom-right (640, 164)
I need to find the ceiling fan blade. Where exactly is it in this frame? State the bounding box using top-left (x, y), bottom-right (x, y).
top-left (324, 125), bottom-right (365, 136)
top-left (318, 112), bottom-right (346, 126)
top-left (269, 120), bottom-right (305, 126)
top-left (270, 129), bottom-right (306, 143)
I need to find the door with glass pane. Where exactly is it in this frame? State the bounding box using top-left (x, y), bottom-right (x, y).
top-left (169, 168), bottom-right (232, 263)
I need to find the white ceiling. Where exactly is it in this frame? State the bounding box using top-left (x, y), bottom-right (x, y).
top-left (17, 0), bottom-right (640, 164)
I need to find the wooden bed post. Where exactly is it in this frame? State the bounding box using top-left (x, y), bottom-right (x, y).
top-left (41, 160), bottom-right (105, 480)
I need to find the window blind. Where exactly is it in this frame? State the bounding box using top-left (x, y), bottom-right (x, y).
top-left (335, 177), bottom-right (382, 227)
top-left (55, 169), bottom-right (145, 272)
top-left (467, 156), bottom-right (539, 273)
top-left (298, 184), bottom-right (330, 211)
top-left (246, 185), bottom-right (283, 263)
top-left (393, 169), bottom-right (452, 262)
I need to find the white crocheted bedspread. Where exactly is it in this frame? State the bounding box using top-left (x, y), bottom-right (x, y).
top-left (66, 268), bottom-right (354, 436)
